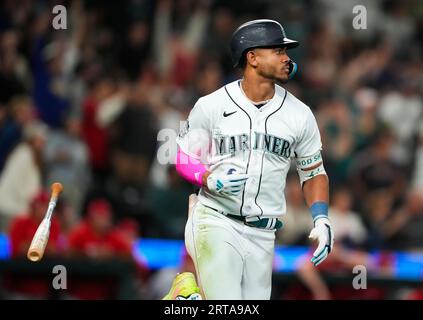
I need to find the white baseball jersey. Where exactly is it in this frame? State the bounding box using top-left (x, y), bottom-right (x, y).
top-left (177, 80), bottom-right (322, 219)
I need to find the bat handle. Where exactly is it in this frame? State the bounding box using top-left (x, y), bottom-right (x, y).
top-left (45, 199), bottom-right (57, 221)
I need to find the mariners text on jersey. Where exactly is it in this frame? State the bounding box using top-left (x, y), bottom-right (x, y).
top-left (215, 132), bottom-right (292, 158)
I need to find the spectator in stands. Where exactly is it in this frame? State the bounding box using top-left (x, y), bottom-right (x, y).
top-left (66, 198), bottom-right (134, 299)
top-left (377, 79), bottom-right (423, 167)
top-left (54, 199), bottom-right (78, 252)
top-left (82, 77), bottom-right (161, 237)
top-left (381, 189), bottom-right (423, 251)
top-left (44, 115), bottom-right (91, 212)
top-left (152, 0), bottom-right (210, 86)
top-left (0, 95), bottom-right (34, 170)
top-left (30, 18), bottom-right (71, 128)
top-left (68, 198), bottom-right (131, 260)
top-left (201, 8), bottom-right (235, 76)
top-left (348, 126), bottom-right (406, 214)
top-left (0, 29), bottom-right (27, 105)
top-left (352, 87), bottom-right (383, 153)
top-left (329, 186), bottom-right (367, 248)
top-left (118, 21), bottom-right (151, 81)
top-left (361, 189), bottom-right (396, 251)
top-left (81, 76), bottom-right (117, 180)
top-left (318, 98), bottom-right (355, 185)
top-left (0, 121), bottom-right (47, 232)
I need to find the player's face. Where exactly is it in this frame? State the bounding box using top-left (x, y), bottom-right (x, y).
top-left (252, 47), bottom-right (290, 83)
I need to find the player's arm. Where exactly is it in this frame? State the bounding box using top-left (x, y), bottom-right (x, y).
top-left (301, 164), bottom-right (329, 207)
top-left (297, 153), bottom-right (333, 266)
top-left (175, 99), bottom-right (248, 195)
top-left (295, 108), bottom-right (334, 267)
top-left (175, 148), bottom-right (248, 195)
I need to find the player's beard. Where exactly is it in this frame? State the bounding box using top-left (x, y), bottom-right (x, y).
top-left (258, 66), bottom-right (289, 84)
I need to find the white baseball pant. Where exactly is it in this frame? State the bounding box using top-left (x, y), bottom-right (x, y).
top-left (185, 197), bottom-right (275, 300)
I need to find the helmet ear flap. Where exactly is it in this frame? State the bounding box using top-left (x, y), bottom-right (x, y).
top-left (288, 60), bottom-right (298, 79)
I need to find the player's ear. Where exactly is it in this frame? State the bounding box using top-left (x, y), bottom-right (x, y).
top-left (245, 50), bottom-right (258, 68)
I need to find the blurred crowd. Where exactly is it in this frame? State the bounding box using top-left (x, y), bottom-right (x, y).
top-left (0, 0), bottom-right (422, 299)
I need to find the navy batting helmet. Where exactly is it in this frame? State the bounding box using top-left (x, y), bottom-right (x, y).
top-left (230, 19), bottom-right (299, 69)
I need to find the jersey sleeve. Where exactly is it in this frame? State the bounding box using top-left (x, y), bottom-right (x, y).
top-left (176, 98), bottom-right (211, 161)
top-left (294, 107), bottom-right (322, 158)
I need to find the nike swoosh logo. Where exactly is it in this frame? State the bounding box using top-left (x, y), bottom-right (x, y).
top-left (223, 111), bottom-right (237, 117)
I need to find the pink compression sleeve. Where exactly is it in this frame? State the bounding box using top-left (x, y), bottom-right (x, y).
top-left (175, 148), bottom-right (207, 187)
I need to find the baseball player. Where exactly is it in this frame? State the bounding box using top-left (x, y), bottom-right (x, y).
top-left (173, 19), bottom-right (334, 300)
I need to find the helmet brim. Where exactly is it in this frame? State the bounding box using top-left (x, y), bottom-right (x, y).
top-left (256, 37), bottom-right (299, 50)
top-left (281, 38), bottom-right (300, 49)
top-left (234, 37), bottom-right (300, 67)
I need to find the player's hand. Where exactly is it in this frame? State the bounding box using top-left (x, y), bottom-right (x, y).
top-left (206, 172), bottom-right (249, 196)
top-left (308, 217), bottom-right (334, 266)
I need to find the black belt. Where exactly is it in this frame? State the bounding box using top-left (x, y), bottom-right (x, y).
top-left (203, 205), bottom-right (283, 230)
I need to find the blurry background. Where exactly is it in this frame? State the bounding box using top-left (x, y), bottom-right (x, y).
top-left (0, 0), bottom-right (422, 300)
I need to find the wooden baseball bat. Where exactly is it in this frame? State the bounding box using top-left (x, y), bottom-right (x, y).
top-left (27, 183), bottom-right (63, 262)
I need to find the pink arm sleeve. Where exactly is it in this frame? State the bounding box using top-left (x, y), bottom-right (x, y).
top-left (175, 148), bottom-right (207, 187)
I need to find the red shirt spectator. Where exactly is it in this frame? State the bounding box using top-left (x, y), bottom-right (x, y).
top-left (68, 200), bottom-right (131, 258)
top-left (81, 97), bottom-right (109, 173)
top-left (67, 199), bottom-right (133, 299)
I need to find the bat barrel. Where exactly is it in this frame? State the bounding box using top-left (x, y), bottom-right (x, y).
top-left (27, 218), bottom-right (50, 262)
top-left (27, 250), bottom-right (43, 262)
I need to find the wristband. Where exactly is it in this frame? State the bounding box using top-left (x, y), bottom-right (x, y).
top-left (310, 201), bottom-right (328, 222)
